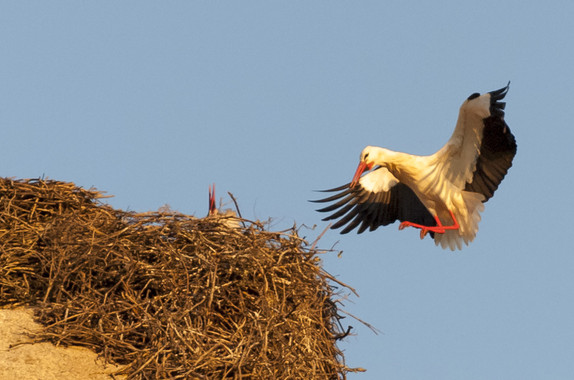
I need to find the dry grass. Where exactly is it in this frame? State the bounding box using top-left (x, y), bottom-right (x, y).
top-left (0, 177), bottom-right (362, 379)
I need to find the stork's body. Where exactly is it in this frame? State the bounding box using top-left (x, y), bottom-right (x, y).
top-left (313, 84), bottom-right (516, 250)
top-left (355, 147), bottom-right (486, 249)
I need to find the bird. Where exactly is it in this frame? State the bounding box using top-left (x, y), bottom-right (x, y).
top-left (312, 83), bottom-right (517, 250)
top-left (207, 184), bottom-right (241, 228)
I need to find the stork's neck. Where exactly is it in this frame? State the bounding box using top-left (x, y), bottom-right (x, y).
top-left (370, 147), bottom-right (425, 182)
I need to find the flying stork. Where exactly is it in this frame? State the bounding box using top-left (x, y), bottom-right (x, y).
top-left (313, 83), bottom-right (517, 250)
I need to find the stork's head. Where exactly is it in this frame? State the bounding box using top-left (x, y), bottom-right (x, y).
top-left (350, 146), bottom-right (376, 188)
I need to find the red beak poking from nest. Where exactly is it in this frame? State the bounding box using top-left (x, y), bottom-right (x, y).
top-left (208, 184), bottom-right (216, 215)
top-left (350, 161), bottom-right (373, 188)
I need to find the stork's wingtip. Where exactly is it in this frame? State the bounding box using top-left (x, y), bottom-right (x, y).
top-left (489, 82), bottom-right (511, 102)
top-left (313, 183), bottom-right (353, 193)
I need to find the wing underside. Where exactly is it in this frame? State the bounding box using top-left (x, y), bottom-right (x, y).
top-left (312, 168), bottom-right (436, 235)
top-left (436, 83), bottom-right (516, 201)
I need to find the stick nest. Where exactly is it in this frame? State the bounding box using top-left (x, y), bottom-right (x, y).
top-left (0, 178), bottom-right (360, 379)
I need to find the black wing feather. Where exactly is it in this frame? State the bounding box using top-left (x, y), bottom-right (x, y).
top-left (312, 174), bottom-right (436, 235)
top-left (465, 83), bottom-right (517, 201)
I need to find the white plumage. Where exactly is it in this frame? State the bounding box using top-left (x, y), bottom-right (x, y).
top-left (313, 84), bottom-right (516, 250)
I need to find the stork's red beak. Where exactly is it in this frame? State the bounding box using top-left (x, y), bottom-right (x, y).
top-left (350, 162), bottom-right (373, 188)
top-left (208, 184), bottom-right (216, 215)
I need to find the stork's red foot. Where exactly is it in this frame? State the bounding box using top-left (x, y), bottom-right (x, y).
top-left (399, 221), bottom-right (444, 239)
top-left (398, 211), bottom-right (460, 239)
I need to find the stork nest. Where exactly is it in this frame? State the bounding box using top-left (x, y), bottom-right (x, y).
top-left (0, 177), bottom-right (361, 379)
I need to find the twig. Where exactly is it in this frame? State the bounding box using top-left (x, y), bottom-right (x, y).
top-left (310, 223), bottom-right (331, 252)
top-left (227, 191), bottom-right (246, 228)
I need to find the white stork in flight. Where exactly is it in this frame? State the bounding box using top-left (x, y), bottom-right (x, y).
top-left (313, 83), bottom-right (517, 250)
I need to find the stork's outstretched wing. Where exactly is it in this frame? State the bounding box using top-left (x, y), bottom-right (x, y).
top-left (312, 167), bottom-right (436, 234)
top-left (434, 83), bottom-right (517, 201)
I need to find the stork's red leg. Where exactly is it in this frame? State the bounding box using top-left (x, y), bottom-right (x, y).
top-left (399, 210), bottom-right (460, 239)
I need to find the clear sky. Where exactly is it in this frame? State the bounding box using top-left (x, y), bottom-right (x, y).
top-left (2, 2), bottom-right (573, 379)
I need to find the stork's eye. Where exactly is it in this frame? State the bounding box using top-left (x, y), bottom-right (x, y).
top-left (363, 153), bottom-right (369, 160)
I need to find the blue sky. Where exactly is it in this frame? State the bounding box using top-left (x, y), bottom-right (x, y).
top-left (2, 2), bottom-right (573, 379)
